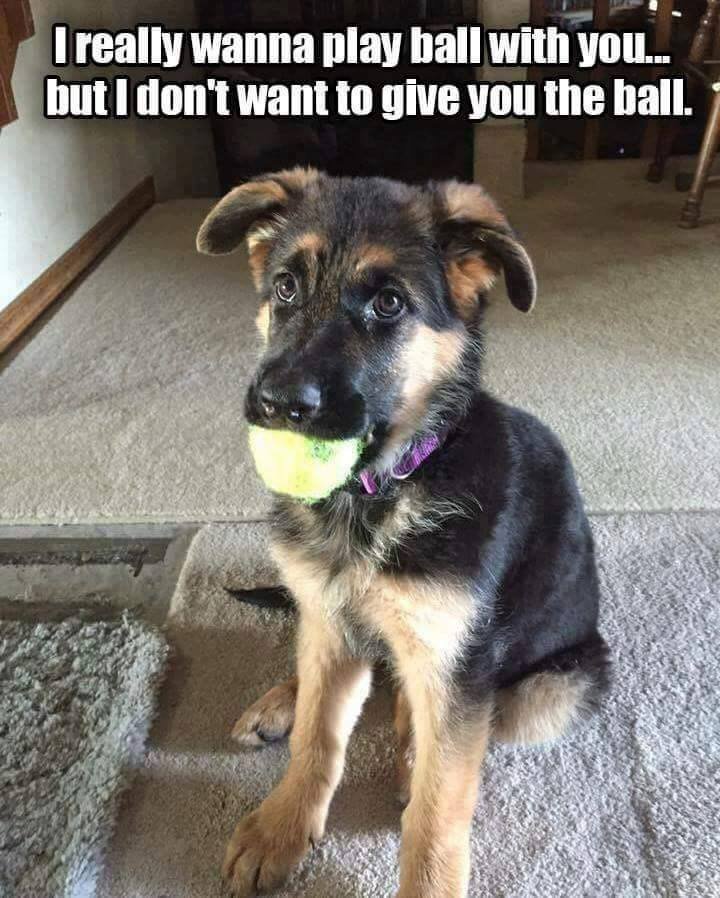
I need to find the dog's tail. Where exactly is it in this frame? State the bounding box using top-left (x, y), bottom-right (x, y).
top-left (492, 635), bottom-right (610, 745)
top-left (224, 585), bottom-right (295, 611)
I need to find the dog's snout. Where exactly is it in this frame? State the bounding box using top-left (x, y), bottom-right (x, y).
top-left (258, 376), bottom-right (322, 425)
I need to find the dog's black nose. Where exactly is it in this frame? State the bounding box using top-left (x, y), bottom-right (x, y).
top-left (258, 377), bottom-right (322, 425)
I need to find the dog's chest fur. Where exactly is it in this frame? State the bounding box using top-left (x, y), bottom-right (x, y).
top-left (270, 486), bottom-right (475, 661)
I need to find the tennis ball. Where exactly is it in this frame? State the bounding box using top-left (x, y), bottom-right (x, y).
top-left (248, 426), bottom-right (362, 502)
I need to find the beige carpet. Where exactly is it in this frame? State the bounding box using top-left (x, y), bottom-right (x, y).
top-left (97, 514), bottom-right (720, 898)
top-left (1, 161), bottom-right (719, 524)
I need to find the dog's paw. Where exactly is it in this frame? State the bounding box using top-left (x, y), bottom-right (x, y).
top-left (231, 678), bottom-right (297, 747)
top-left (222, 805), bottom-right (316, 896)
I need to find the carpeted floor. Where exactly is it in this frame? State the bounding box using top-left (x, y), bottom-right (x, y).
top-left (1, 161), bottom-right (719, 524)
top-left (0, 615), bottom-right (168, 898)
top-left (97, 515), bottom-right (720, 898)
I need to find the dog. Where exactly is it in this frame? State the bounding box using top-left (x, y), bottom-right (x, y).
top-left (197, 168), bottom-right (610, 898)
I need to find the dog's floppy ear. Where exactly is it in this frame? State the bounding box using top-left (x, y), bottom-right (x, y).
top-left (432, 181), bottom-right (536, 315)
top-left (196, 167), bottom-right (320, 256)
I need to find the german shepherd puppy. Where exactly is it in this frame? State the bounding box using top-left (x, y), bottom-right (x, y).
top-left (197, 168), bottom-right (610, 898)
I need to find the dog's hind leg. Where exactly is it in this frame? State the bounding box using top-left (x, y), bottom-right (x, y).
top-left (493, 670), bottom-right (593, 744)
top-left (231, 676), bottom-right (298, 747)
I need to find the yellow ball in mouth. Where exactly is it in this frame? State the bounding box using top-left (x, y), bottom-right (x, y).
top-left (248, 426), bottom-right (363, 502)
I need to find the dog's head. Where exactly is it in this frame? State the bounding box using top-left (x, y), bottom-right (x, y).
top-left (197, 168), bottom-right (535, 466)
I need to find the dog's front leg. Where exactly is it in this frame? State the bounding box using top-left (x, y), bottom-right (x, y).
top-left (397, 686), bottom-right (490, 898)
top-left (365, 575), bottom-right (488, 898)
top-left (223, 608), bottom-right (372, 896)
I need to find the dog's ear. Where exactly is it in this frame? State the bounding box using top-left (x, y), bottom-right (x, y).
top-left (196, 167), bottom-right (320, 256)
top-left (432, 181), bottom-right (536, 316)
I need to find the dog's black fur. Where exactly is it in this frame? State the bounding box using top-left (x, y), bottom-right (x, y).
top-left (198, 168), bottom-right (610, 897)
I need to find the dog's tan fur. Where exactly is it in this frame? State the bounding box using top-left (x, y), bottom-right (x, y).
top-left (394, 688), bottom-right (414, 805)
top-left (445, 257), bottom-right (497, 321)
top-left (293, 231), bottom-right (326, 255)
top-left (232, 676), bottom-right (297, 747)
top-left (228, 497), bottom-right (589, 896)
top-left (293, 231), bottom-right (326, 293)
top-left (224, 605), bottom-right (372, 895)
top-left (239, 179), bottom-right (289, 207)
top-left (247, 240), bottom-right (272, 290)
top-left (254, 301), bottom-right (270, 341)
top-left (359, 574), bottom-right (486, 897)
top-left (440, 180), bottom-right (506, 229)
top-left (354, 242), bottom-right (396, 273)
top-left (223, 501), bottom-right (493, 898)
top-left (379, 323), bottom-right (466, 462)
top-left (493, 669), bottom-right (594, 745)
top-left (274, 165), bottom-right (321, 194)
top-left (401, 325), bottom-right (465, 410)
top-left (397, 707), bottom-right (491, 898)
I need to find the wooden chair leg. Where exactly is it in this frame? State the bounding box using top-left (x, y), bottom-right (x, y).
top-left (680, 88), bottom-right (720, 227)
top-left (660, 79), bottom-right (711, 187)
top-left (649, 0), bottom-right (720, 185)
top-left (647, 120), bottom-right (681, 182)
top-left (690, 0), bottom-right (720, 66)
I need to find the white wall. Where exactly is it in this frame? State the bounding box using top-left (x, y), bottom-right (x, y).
top-left (0, 0), bottom-right (218, 310)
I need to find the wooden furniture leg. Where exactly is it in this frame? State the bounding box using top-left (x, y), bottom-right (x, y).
top-left (642, 0), bottom-right (676, 163)
top-left (691, 0), bottom-right (720, 62)
top-left (679, 86), bottom-right (720, 226)
top-left (647, 120), bottom-right (682, 182)
top-left (647, 0), bottom-right (720, 182)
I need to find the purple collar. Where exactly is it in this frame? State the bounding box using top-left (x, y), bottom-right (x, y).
top-left (359, 430), bottom-right (447, 496)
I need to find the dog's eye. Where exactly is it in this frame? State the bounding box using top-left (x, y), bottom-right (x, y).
top-left (274, 273), bottom-right (297, 303)
top-left (372, 289), bottom-right (404, 319)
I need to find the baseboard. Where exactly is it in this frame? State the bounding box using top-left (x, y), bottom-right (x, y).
top-left (0, 176), bottom-right (156, 354)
